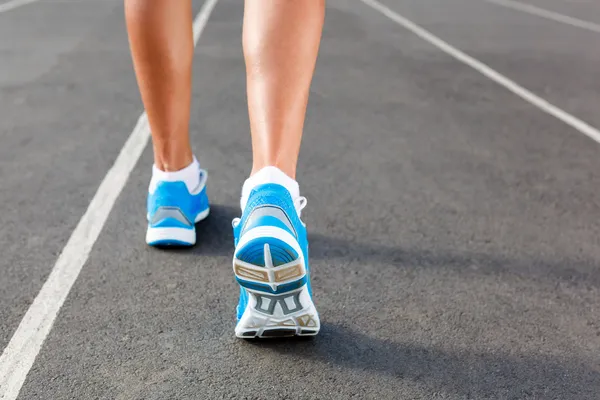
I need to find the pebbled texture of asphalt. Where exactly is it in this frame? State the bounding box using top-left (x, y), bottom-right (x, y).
top-left (2, 0), bottom-right (600, 398)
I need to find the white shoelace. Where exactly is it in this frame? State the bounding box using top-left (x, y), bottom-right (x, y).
top-left (295, 196), bottom-right (308, 214)
top-left (231, 196), bottom-right (307, 228)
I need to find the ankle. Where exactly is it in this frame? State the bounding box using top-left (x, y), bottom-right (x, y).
top-left (153, 142), bottom-right (194, 172)
top-left (150, 156), bottom-right (201, 194)
top-left (154, 155), bottom-right (193, 172)
top-left (251, 160), bottom-right (296, 180)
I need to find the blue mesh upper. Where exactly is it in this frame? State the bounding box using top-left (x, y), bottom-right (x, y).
top-left (147, 180), bottom-right (209, 229)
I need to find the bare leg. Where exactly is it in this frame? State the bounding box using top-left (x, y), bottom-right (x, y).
top-left (243, 0), bottom-right (325, 179)
top-left (125, 0), bottom-right (194, 172)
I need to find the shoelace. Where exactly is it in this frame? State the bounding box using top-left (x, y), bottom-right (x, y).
top-left (231, 196), bottom-right (307, 228)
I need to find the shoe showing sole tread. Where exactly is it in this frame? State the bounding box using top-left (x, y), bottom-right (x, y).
top-left (234, 286), bottom-right (320, 338)
top-left (233, 227), bottom-right (320, 339)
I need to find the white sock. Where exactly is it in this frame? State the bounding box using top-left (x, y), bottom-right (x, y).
top-left (149, 156), bottom-right (201, 194)
top-left (240, 166), bottom-right (300, 211)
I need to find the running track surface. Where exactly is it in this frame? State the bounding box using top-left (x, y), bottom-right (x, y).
top-left (1, 0), bottom-right (600, 398)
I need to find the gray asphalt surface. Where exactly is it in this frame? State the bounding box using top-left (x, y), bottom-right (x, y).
top-left (1, 0), bottom-right (600, 398)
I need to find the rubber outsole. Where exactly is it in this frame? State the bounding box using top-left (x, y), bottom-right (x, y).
top-left (233, 226), bottom-right (320, 339)
top-left (234, 286), bottom-right (320, 338)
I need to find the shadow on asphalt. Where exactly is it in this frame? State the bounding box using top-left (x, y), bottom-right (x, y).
top-left (181, 204), bottom-right (599, 288)
top-left (164, 204), bottom-right (600, 396)
top-left (246, 323), bottom-right (600, 398)
top-left (308, 233), bottom-right (600, 288)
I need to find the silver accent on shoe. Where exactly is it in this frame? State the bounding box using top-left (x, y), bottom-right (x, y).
top-left (241, 205), bottom-right (296, 236)
top-left (150, 207), bottom-right (192, 226)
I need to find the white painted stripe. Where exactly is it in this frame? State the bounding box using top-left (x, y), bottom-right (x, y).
top-left (0, 0), bottom-right (218, 398)
top-left (0, 0), bottom-right (40, 13)
top-left (193, 0), bottom-right (218, 42)
top-left (360, 0), bottom-right (600, 145)
top-left (481, 0), bottom-right (600, 34)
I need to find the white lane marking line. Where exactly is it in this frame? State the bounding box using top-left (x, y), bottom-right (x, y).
top-left (0, 0), bottom-right (219, 398)
top-left (0, 0), bottom-right (40, 13)
top-left (481, 0), bottom-right (600, 34)
top-left (360, 0), bottom-right (600, 145)
top-left (193, 0), bottom-right (218, 41)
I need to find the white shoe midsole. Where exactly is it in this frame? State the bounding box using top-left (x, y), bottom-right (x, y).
top-left (146, 227), bottom-right (196, 244)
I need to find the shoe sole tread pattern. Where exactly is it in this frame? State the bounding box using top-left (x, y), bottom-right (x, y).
top-left (234, 226), bottom-right (320, 339)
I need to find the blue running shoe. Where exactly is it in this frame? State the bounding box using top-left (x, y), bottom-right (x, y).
top-left (146, 169), bottom-right (210, 246)
top-left (232, 183), bottom-right (320, 338)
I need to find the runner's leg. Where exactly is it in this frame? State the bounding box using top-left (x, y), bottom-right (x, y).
top-left (232, 0), bottom-right (325, 338)
top-left (125, 0), bottom-right (209, 247)
top-left (125, 0), bottom-right (194, 171)
top-left (243, 0), bottom-right (326, 179)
